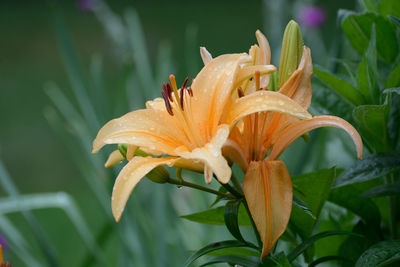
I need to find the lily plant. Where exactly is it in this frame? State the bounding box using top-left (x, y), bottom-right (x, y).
top-left (92, 20), bottom-right (363, 262)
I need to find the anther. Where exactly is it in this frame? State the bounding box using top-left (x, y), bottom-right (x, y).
top-left (181, 77), bottom-right (189, 90)
top-left (166, 83), bottom-right (173, 101)
top-left (255, 71), bottom-right (261, 91)
top-left (237, 87), bottom-right (244, 98)
top-left (179, 88), bottom-right (185, 110)
top-left (161, 90), bottom-right (174, 116)
top-left (187, 87), bottom-right (193, 96)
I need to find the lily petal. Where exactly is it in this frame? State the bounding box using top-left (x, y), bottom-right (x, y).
top-left (243, 160), bottom-right (292, 259)
top-left (145, 98), bottom-right (166, 111)
top-left (175, 125), bottom-right (231, 184)
top-left (279, 47), bottom-right (312, 109)
top-left (227, 90), bottom-right (312, 127)
top-left (200, 47), bottom-right (213, 65)
top-left (112, 156), bottom-right (178, 222)
top-left (268, 115), bottom-right (363, 160)
top-left (92, 109), bottom-right (186, 155)
top-left (235, 65), bottom-right (276, 85)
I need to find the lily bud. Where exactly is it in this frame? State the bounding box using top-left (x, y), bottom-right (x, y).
top-left (279, 20), bottom-right (303, 86)
top-left (146, 166), bottom-right (170, 184)
top-left (118, 144), bottom-right (128, 158)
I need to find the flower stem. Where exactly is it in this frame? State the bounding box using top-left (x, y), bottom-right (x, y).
top-left (168, 177), bottom-right (234, 199)
top-left (231, 173), bottom-right (243, 194)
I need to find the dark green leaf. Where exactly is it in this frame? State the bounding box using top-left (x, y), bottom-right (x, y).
top-left (361, 182), bottom-right (400, 198)
top-left (385, 63), bottom-right (400, 89)
top-left (389, 15), bottom-right (400, 27)
top-left (355, 240), bottom-right (400, 267)
top-left (292, 195), bottom-right (316, 220)
top-left (290, 168), bottom-right (336, 239)
top-left (199, 255), bottom-right (261, 267)
top-left (361, 0), bottom-right (379, 12)
top-left (224, 200), bottom-right (246, 242)
top-left (329, 184), bottom-right (381, 225)
top-left (309, 256), bottom-right (350, 267)
top-left (206, 247), bottom-right (259, 258)
top-left (184, 240), bottom-right (252, 267)
top-left (334, 153), bottom-right (400, 187)
top-left (287, 231), bottom-right (363, 262)
top-left (379, 0), bottom-right (400, 18)
top-left (340, 11), bottom-right (398, 63)
top-left (210, 186), bottom-right (228, 208)
top-left (313, 65), bottom-right (364, 106)
top-left (383, 87), bottom-right (400, 95)
top-left (181, 205), bottom-right (252, 226)
top-left (263, 252), bottom-right (292, 267)
top-left (353, 104), bottom-right (389, 152)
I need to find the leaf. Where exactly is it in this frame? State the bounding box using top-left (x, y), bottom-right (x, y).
top-left (290, 168), bottom-right (336, 239)
top-left (355, 240), bottom-right (400, 267)
top-left (292, 195), bottom-right (316, 220)
top-left (210, 186), bottom-right (228, 208)
top-left (333, 153), bottom-right (400, 187)
top-left (389, 15), bottom-right (400, 27)
top-left (224, 200), bottom-right (246, 242)
top-left (340, 11), bottom-right (399, 63)
top-left (181, 205), bottom-right (252, 226)
top-left (361, 182), bottom-right (400, 198)
top-left (329, 184), bottom-right (381, 225)
top-left (313, 65), bottom-right (364, 106)
top-left (385, 64), bottom-right (400, 89)
top-left (287, 231), bottom-right (363, 262)
top-left (353, 104), bottom-right (389, 152)
top-left (379, 0), bottom-right (400, 18)
top-left (309, 256), bottom-right (350, 267)
top-left (199, 255), bottom-right (261, 267)
top-left (383, 87), bottom-right (400, 95)
top-left (184, 240), bottom-right (253, 267)
top-left (361, 0), bottom-right (379, 12)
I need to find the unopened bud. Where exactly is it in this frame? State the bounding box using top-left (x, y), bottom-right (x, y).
top-left (118, 144), bottom-right (128, 158)
top-left (279, 20), bottom-right (303, 86)
top-left (146, 166), bottom-right (170, 184)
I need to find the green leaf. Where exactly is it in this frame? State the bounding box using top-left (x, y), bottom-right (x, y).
top-left (287, 231), bottom-right (363, 262)
top-left (386, 64), bottom-right (400, 89)
top-left (356, 240), bottom-right (400, 267)
top-left (210, 186), bottom-right (228, 208)
top-left (206, 247), bottom-right (259, 258)
top-left (389, 15), bottom-right (400, 27)
top-left (181, 205), bottom-right (252, 226)
top-left (313, 65), bottom-right (365, 106)
top-left (309, 256), bottom-right (350, 267)
top-left (340, 11), bottom-right (399, 63)
top-left (383, 87), bottom-right (400, 95)
top-left (361, 182), bottom-right (400, 198)
top-left (353, 104), bottom-right (389, 152)
top-left (361, 0), bottom-right (379, 12)
top-left (184, 240), bottom-right (253, 267)
top-left (224, 200), bottom-right (246, 242)
top-left (290, 168), bottom-right (336, 239)
top-left (199, 255), bottom-right (261, 267)
top-left (379, 0), bottom-right (400, 18)
top-left (292, 195), bottom-right (316, 220)
top-left (334, 153), bottom-right (400, 187)
top-left (329, 184), bottom-right (381, 225)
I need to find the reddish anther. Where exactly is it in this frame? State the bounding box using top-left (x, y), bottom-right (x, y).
top-left (180, 87), bottom-right (185, 110)
top-left (161, 89), bottom-right (174, 115)
top-left (187, 87), bottom-right (193, 96)
top-left (237, 87), bottom-right (244, 98)
top-left (181, 77), bottom-right (189, 90)
top-left (166, 82), bottom-right (173, 102)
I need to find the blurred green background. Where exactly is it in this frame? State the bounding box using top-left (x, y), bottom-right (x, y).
top-left (0, 0), bottom-right (359, 266)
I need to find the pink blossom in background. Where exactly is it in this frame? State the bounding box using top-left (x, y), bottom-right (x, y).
top-left (298, 6), bottom-right (326, 28)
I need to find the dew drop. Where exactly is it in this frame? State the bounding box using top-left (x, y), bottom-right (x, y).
top-left (278, 100), bottom-right (284, 106)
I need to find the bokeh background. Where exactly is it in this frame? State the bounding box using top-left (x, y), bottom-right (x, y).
top-left (0, 0), bottom-right (360, 266)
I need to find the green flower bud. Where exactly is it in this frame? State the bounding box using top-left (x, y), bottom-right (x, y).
top-left (118, 144), bottom-right (128, 158)
top-left (279, 20), bottom-right (304, 86)
top-left (146, 166), bottom-right (170, 184)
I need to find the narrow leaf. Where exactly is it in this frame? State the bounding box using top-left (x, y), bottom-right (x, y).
top-left (224, 200), bottom-right (246, 242)
top-left (313, 65), bottom-right (364, 106)
top-left (361, 182), bottom-right (400, 198)
top-left (287, 231), bottom-right (363, 262)
top-left (184, 240), bottom-right (253, 267)
top-left (199, 255), bottom-right (261, 267)
top-left (309, 256), bottom-right (350, 267)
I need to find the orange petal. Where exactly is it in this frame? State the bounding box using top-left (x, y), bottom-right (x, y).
top-left (227, 90), bottom-right (312, 126)
top-left (255, 30), bottom-right (271, 65)
top-left (145, 98), bottom-right (166, 111)
top-left (235, 65), bottom-right (276, 85)
top-left (92, 109), bottom-right (186, 155)
top-left (200, 47), bottom-right (213, 65)
top-left (190, 53), bottom-right (251, 138)
top-left (279, 47), bottom-right (312, 109)
top-left (105, 150), bottom-right (125, 168)
top-left (222, 139), bottom-right (248, 173)
top-left (112, 156), bottom-right (178, 222)
top-left (243, 160), bottom-right (292, 259)
top-left (175, 125), bottom-right (231, 184)
top-left (268, 115), bottom-right (363, 160)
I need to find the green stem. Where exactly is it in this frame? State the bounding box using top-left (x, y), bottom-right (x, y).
top-left (231, 173), bottom-right (243, 194)
top-left (219, 181), bottom-right (243, 198)
top-left (385, 173), bottom-right (397, 239)
top-left (168, 178), bottom-right (234, 199)
top-left (243, 200), bottom-right (262, 249)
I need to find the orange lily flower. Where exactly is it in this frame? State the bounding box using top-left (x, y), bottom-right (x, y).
top-left (93, 35), bottom-right (313, 222)
top-left (201, 29), bottom-right (363, 258)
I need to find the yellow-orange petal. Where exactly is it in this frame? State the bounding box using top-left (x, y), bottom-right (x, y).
top-left (92, 109), bottom-right (186, 155)
top-left (190, 53), bottom-right (250, 139)
top-left (227, 90), bottom-right (312, 127)
top-left (222, 139), bottom-right (248, 173)
top-left (200, 47), bottom-right (213, 65)
top-left (279, 47), bottom-right (312, 109)
top-left (112, 156), bottom-right (178, 222)
top-left (175, 125), bottom-right (231, 184)
top-left (243, 160), bottom-right (292, 259)
top-left (145, 98), bottom-right (166, 111)
top-left (255, 30), bottom-right (271, 65)
top-left (235, 65), bottom-right (276, 85)
top-left (268, 115), bottom-right (363, 160)
top-left (105, 150), bottom-right (125, 168)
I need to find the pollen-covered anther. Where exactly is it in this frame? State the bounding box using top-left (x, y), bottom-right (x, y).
top-left (237, 87), bottom-right (244, 98)
top-left (161, 86), bottom-right (174, 116)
